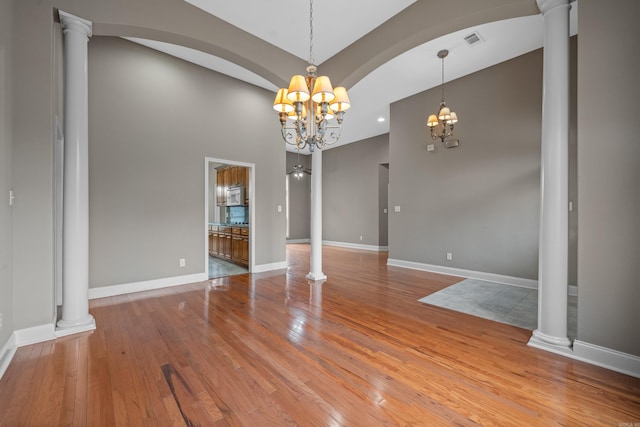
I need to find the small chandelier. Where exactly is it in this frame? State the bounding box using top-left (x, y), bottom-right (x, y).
top-left (427, 49), bottom-right (460, 148)
top-left (273, 0), bottom-right (351, 152)
top-left (288, 150), bottom-right (311, 180)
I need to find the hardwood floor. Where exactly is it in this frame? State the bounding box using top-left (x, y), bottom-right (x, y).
top-left (1, 244), bottom-right (639, 426)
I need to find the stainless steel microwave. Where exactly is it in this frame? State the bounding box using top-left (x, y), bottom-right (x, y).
top-left (226, 186), bottom-right (244, 206)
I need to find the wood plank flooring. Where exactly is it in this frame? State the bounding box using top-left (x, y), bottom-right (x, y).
top-left (1, 244), bottom-right (639, 426)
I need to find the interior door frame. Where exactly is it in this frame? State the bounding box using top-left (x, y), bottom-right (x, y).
top-left (204, 157), bottom-right (255, 277)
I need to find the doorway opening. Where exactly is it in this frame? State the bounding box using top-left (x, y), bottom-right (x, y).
top-left (204, 158), bottom-right (255, 279)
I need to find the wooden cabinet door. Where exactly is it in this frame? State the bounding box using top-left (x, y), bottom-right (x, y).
top-left (240, 237), bottom-right (249, 266)
top-left (210, 231), bottom-right (219, 256)
top-left (223, 234), bottom-right (232, 259)
top-left (216, 168), bottom-right (227, 205)
top-left (243, 167), bottom-right (250, 205)
top-left (231, 166), bottom-right (240, 187)
top-left (232, 236), bottom-right (242, 263)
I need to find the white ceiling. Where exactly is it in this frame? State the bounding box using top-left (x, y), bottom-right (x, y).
top-left (183, 0), bottom-right (417, 64)
top-left (127, 1), bottom-right (578, 151)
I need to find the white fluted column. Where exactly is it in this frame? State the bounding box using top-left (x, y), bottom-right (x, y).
top-left (529, 0), bottom-right (572, 353)
top-left (57, 11), bottom-right (96, 335)
top-left (306, 149), bottom-right (326, 281)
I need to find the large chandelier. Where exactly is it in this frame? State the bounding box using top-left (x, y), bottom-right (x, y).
top-left (427, 49), bottom-right (460, 148)
top-left (273, 0), bottom-right (351, 152)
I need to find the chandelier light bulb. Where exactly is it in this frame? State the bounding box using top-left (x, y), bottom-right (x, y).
top-left (273, 88), bottom-right (294, 113)
top-left (287, 75), bottom-right (310, 102)
top-left (311, 76), bottom-right (335, 103)
top-left (329, 87), bottom-right (351, 112)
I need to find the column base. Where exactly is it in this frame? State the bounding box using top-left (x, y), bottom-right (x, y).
top-left (56, 315), bottom-right (96, 338)
top-left (306, 272), bottom-right (327, 282)
top-left (528, 329), bottom-right (572, 355)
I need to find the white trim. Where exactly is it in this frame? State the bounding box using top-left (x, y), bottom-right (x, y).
top-left (0, 333), bottom-right (17, 380)
top-left (286, 238), bottom-right (310, 244)
top-left (387, 258), bottom-right (538, 289)
top-left (528, 330), bottom-right (572, 354)
top-left (252, 261), bottom-right (288, 273)
top-left (14, 323), bottom-right (56, 347)
top-left (88, 273), bottom-right (207, 299)
top-left (323, 240), bottom-right (389, 252)
top-left (55, 320), bottom-right (96, 338)
top-left (572, 340), bottom-right (640, 379)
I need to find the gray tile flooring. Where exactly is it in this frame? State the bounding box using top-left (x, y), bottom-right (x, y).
top-left (208, 255), bottom-right (248, 279)
top-left (419, 278), bottom-right (577, 339)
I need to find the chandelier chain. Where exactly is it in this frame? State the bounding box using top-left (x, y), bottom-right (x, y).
top-left (441, 55), bottom-right (445, 102)
top-left (308, 0), bottom-right (314, 65)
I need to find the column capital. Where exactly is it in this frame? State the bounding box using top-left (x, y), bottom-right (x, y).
top-left (536, 0), bottom-right (571, 15)
top-left (58, 10), bottom-right (93, 38)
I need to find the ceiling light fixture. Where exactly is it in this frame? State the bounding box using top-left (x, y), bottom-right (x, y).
top-left (427, 49), bottom-right (460, 148)
top-left (288, 150), bottom-right (311, 180)
top-left (273, 0), bottom-right (351, 152)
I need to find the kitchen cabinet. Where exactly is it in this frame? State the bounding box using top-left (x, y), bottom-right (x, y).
top-left (216, 167), bottom-right (228, 206)
top-left (209, 225), bottom-right (219, 256)
top-left (244, 167), bottom-right (250, 205)
top-left (239, 227), bottom-right (249, 266)
top-left (231, 227), bottom-right (249, 267)
top-left (216, 165), bottom-right (249, 206)
top-left (218, 226), bottom-right (232, 260)
top-left (209, 225), bottom-right (249, 267)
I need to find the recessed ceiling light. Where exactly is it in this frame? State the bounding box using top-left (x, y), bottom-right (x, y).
top-left (377, 117), bottom-right (385, 122)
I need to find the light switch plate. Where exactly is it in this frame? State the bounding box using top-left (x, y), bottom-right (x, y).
top-left (394, 206), bottom-right (401, 212)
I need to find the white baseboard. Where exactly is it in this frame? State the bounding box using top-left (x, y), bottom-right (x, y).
top-left (0, 333), bottom-right (17, 380)
top-left (387, 258), bottom-right (538, 289)
top-left (572, 340), bottom-right (640, 378)
top-left (88, 273), bottom-right (207, 299)
top-left (323, 240), bottom-right (389, 252)
top-left (0, 323), bottom-right (58, 380)
top-left (286, 239), bottom-right (310, 244)
top-left (14, 323), bottom-right (57, 346)
top-left (252, 261), bottom-right (288, 273)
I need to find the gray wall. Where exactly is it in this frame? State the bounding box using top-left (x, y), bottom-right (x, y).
top-left (0, 0), bottom-right (14, 344)
top-left (10, 0), bottom-right (56, 331)
top-left (389, 45), bottom-right (577, 282)
top-left (88, 36), bottom-right (286, 287)
top-left (322, 134), bottom-right (389, 247)
top-left (286, 151), bottom-right (311, 241)
top-left (577, 0), bottom-right (640, 356)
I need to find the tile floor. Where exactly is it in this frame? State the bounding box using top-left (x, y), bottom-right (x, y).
top-left (419, 278), bottom-right (577, 339)
top-left (208, 255), bottom-right (248, 279)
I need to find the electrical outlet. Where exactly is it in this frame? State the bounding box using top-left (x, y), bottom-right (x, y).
top-left (359, 235), bottom-right (363, 241)
top-left (179, 258), bottom-right (186, 267)
top-left (0, 312), bottom-right (3, 330)
top-left (446, 252), bottom-right (453, 261)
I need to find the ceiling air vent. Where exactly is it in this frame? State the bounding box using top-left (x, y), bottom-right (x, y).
top-left (464, 32), bottom-right (484, 46)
